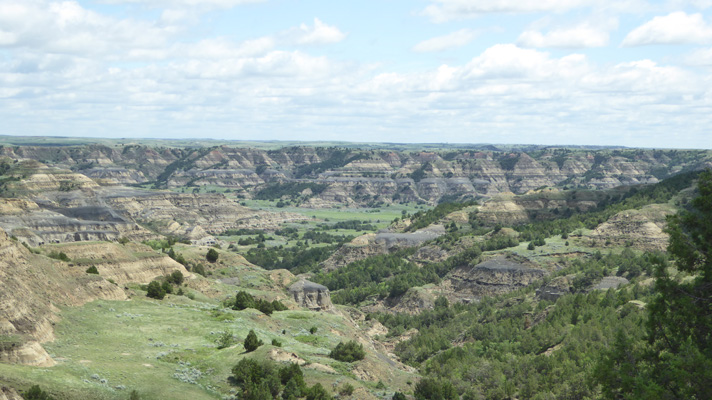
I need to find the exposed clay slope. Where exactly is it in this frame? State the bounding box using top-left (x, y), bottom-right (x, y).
top-left (591, 204), bottom-right (674, 251)
top-left (321, 226), bottom-right (445, 271)
top-left (0, 231), bottom-right (126, 367)
top-left (53, 241), bottom-right (190, 285)
top-left (441, 256), bottom-right (548, 302)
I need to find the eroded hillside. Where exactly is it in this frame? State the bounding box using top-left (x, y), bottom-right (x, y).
top-left (0, 140), bottom-right (710, 400)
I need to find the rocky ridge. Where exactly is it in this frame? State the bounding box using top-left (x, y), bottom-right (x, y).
top-left (2, 145), bottom-right (710, 207)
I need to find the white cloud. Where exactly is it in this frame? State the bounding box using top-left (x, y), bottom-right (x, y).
top-left (413, 29), bottom-right (477, 52)
top-left (422, 0), bottom-right (594, 22)
top-left (99, 0), bottom-right (265, 10)
top-left (683, 47), bottom-right (712, 65)
top-left (283, 18), bottom-right (346, 45)
top-left (0, 1), bottom-right (711, 148)
top-left (665, 0), bottom-right (712, 9)
top-left (422, 0), bottom-right (648, 22)
top-left (0, 0), bottom-right (175, 56)
top-left (517, 21), bottom-right (614, 48)
top-left (623, 12), bottom-right (712, 46)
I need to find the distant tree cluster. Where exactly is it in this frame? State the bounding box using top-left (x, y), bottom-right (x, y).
top-left (146, 271), bottom-right (185, 300)
top-left (595, 169), bottom-right (712, 399)
top-left (243, 245), bottom-right (337, 274)
top-left (404, 201), bottom-right (476, 232)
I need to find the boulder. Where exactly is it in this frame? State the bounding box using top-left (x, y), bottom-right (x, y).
top-left (288, 280), bottom-right (333, 311)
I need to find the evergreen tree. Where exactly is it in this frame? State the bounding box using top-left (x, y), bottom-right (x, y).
top-left (596, 170), bottom-right (712, 399)
top-left (244, 330), bottom-right (263, 353)
top-left (146, 280), bottom-right (165, 299)
top-left (206, 248), bottom-right (219, 262)
top-left (645, 169), bottom-right (712, 398)
top-left (24, 385), bottom-right (55, 400)
top-left (329, 340), bottom-right (365, 362)
top-left (305, 383), bottom-right (332, 400)
top-left (234, 291), bottom-right (256, 310)
top-left (282, 378), bottom-right (302, 400)
top-left (414, 378), bottom-right (458, 400)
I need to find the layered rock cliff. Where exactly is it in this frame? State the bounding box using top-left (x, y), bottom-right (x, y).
top-left (2, 145), bottom-right (709, 207)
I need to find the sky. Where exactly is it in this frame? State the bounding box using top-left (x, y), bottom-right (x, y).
top-left (1, 0), bottom-right (712, 149)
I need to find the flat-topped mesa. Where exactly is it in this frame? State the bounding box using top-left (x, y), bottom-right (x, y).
top-left (288, 280), bottom-right (333, 312)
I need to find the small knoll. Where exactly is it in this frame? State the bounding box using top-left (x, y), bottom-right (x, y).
top-left (591, 205), bottom-right (674, 251)
top-left (321, 227), bottom-right (445, 271)
top-left (441, 256), bottom-right (548, 302)
top-left (476, 196), bottom-right (529, 225)
top-left (536, 275), bottom-right (575, 301)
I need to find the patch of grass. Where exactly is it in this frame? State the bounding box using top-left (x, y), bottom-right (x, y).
top-left (294, 335), bottom-right (320, 345)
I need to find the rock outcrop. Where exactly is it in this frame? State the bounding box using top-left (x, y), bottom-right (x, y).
top-left (592, 276), bottom-right (629, 290)
top-left (288, 280), bottom-right (333, 312)
top-left (591, 205), bottom-right (673, 251)
top-left (441, 256), bottom-right (548, 302)
top-left (0, 386), bottom-right (23, 400)
top-left (536, 275), bottom-right (575, 301)
top-left (321, 227), bottom-right (446, 271)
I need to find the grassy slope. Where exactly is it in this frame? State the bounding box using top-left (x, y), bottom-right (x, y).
top-left (0, 289), bottom-right (414, 399)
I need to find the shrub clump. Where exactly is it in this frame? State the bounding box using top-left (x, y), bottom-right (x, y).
top-left (329, 340), bottom-right (365, 362)
top-left (232, 291), bottom-right (288, 316)
top-left (206, 248), bottom-right (219, 263)
top-left (146, 280), bottom-right (166, 300)
top-left (24, 385), bottom-right (55, 400)
top-left (231, 358), bottom-right (332, 399)
top-left (243, 330), bottom-right (263, 353)
top-left (47, 251), bottom-right (70, 262)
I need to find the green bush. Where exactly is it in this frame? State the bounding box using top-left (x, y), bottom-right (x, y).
top-left (244, 330), bottom-right (263, 352)
top-left (339, 383), bottom-right (355, 396)
top-left (329, 340), bottom-right (365, 362)
top-left (305, 383), bottom-right (332, 400)
top-left (193, 263), bottom-right (206, 277)
top-left (146, 280), bottom-right (165, 300)
top-left (206, 248), bottom-right (219, 262)
top-left (231, 359), bottom-right (312, 400)
top-left (414, 378), bottom-right (458, 400)
top-left (24, 385), bottom-right (55, 400)
top-left (168, 270), bottom-right (184, 285)
top-left (217, 331), bottom-right (234, 349)
top-left (47, 251), bottom-right (70, 262)
top-left (85, 266), bottom-right (99, 274)
top-left (232, 291), bottom-right (287, 316)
